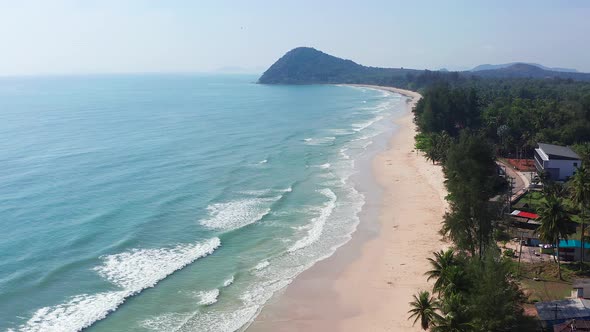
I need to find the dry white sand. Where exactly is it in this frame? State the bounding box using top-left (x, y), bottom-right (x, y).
top-left (249, 85), bottom-right (448, 332)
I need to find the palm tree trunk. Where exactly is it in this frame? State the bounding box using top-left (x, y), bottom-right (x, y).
top-left (557, 241), bottom-right (562, 280)
top-left (581, 216), bottom-right (585, 271)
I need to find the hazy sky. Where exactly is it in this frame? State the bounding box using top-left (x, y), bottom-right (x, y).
top-left (1, 0), bottom-right (589, 76)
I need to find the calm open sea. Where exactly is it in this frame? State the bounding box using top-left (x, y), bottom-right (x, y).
top-left (0, 74), bottom-right (404, 331)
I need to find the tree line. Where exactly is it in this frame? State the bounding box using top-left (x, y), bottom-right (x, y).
top-left (413, 79), bottom-right (590, 159)
top-left (407, 77), bottom-right (590, 331)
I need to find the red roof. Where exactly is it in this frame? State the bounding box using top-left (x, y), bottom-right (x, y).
top-left (511, 210), bottom-right (539, 220)
top-left (518, 211), bottom-right (539, 219)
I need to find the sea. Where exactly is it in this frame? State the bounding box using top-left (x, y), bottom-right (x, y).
top-left (0, 74), bottom-right (405, 331)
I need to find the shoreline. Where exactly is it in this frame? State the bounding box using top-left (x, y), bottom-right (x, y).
top-left (249, 85), bottom-right (448, 331)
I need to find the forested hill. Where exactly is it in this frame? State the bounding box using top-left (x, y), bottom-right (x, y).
top-left (258, 47), bottom-right (590, 85)
top-left (258, 47), bottom-right (420, 85)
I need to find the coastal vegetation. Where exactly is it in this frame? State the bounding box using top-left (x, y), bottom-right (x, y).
top-left (409, 65), bottom-right (590, 330)
top-left (409, 128), bottom-right (527, 331)
top-left (413, 81), bottom-right (590, 159)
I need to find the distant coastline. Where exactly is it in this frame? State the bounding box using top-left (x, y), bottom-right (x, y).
top-left (341, 84), bottom-right (422, 102)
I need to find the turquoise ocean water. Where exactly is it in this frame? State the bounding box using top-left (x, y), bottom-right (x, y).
top-left (0, 75), bottom-right (404, 331)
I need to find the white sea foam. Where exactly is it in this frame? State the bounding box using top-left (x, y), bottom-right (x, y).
top-left (362, 141), bottom-right (373, 149)
top-left (289, 189), bottom-right (337, 252)
top-left (19, 238), bottom-right (221, 332)
top-left (200, 197), bottom-right (278, 230)
top-left (141, 312), bottom-right (192, 331)
top-left (339, 148), bottom-right (350, 160)
top-left (197, 289), bottom-right (220, 306)
top-left (238, 189), bottom-right (272, 196)
top-left (352, 115), bottom-right (384, 132)
top-left (95, 238), bottom-right (221, 290)
top-left (303, 136), bottom-right (336, 146)
top-left (258, 159), bottom-right (268, 164)
top-left (327, 128), bottom-right (355, 136)
top-left (19, 291), bottom-right (128, 332)
top-left (311, 163), bottom-right (331, 169)
top-left (254, 260), bottom-right (270, 270)
top-left (353, 134), bottom-right (371, 141)
top-left (223, 275), bottom-right (235, 287)
top-left (176, 306), bottom-right (259, 332)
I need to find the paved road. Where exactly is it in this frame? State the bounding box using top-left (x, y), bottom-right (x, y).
top-left (497, 160), bottom-right (533, 202)
top-left (506, 240), bottom-right (553, 264)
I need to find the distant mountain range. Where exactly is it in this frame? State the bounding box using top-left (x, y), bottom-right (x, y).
top-left (471, 63), bottom-right (578, 73)
top-left (469, 63), bottom-right (590, 80)
top-left (259, 47), bottom-right (590, 85)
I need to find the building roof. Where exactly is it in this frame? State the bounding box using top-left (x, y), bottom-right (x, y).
top-left (538, 143), bottom-right (581, 160)
top-left (513, 228), bottom-right (539, 238)
top-left (554, 319), bottom-right (590, 331)
top-left (560, 240), bottom-right (590, 249)
top-left (511, 210), bottom-right (539, 220)
top-left (536, 298), bottom-right (590, 321)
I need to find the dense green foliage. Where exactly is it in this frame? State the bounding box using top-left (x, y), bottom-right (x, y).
top-left (442, 132), bottom-right (505, 257)
top-left (410, 74), bottom-right (590, 329)
top-left (408, 128), bottom-right (526, 330)
top-left (413, 80), bottom-right (590, 156)
top-left (411, 249), bottom-right (524, 331)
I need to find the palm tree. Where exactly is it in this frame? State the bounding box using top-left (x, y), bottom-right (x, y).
top-left (571, 166), bottom-right (590, 268)
top-left (434, 131), bottom-right (452, 164)
top-left (426, 147), bottom-right (438, 164)
top-left (408, 291), bottom-right (441, 330)
top-left (438, 266), bottom-right (470, 299)
top-left (545, 181), bottom-right (567, 198)
top-left (425, 249), bottom-right (456, 293)
top-left (539, 170), bottom-right (552, 194)
top-left (537, 194), bottom-right (572, 279)
top-left (431, 293), bottom-right (472, 332)
top-left (432, 313), bottom-right (473, 332)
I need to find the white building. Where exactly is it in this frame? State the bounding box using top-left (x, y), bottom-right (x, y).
top-left (534, 143), bottom-right (582, 181)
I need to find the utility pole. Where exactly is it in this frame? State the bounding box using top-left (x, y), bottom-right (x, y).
top-left (517, 231), bottom-right (524, 276)
top-left (508, 176), bottom-right (514, 211)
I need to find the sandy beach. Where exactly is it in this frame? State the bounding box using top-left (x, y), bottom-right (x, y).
top-left (249, 85), bottom-right (448, 331)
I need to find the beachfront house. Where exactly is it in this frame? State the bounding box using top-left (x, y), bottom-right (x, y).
top-left (534, 143), bottom-right (582, 181)
top-left (536, 298), bottom-right (590, 330)
top-left (572, 279), bottom-right (590, 299)
top-left (558, 240), bottom-right (590, 262)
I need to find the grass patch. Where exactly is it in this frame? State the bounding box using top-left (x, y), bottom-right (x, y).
top-left (518, 261), bottom-right (571, 302)
top-left (513, 191), bottom-right (545, 213)
top-left (513, 190), bottom-right (582, 223)
top-left (516, 260), bottom-right (590, 303)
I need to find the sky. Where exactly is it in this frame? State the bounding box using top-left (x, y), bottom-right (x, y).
top-left (1, 0), bottom-right (589, 76)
